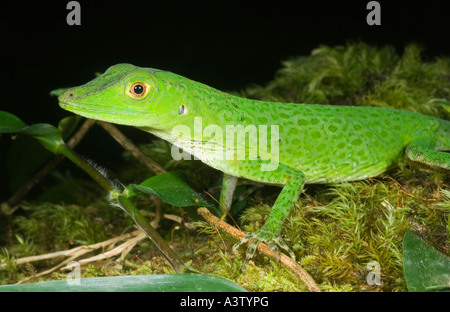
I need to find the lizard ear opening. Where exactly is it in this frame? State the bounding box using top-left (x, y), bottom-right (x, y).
top-left (178, 105), bottom-right (186, 115)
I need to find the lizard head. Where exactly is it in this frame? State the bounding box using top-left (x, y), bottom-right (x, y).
top-left (58, 63), bottom-right (191, 131)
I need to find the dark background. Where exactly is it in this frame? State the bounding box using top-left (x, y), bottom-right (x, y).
top-left (1, 0), bottom-right (450, 198)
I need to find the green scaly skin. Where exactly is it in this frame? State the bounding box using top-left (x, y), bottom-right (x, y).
top-left (58, 64), bottom-right (450, 266)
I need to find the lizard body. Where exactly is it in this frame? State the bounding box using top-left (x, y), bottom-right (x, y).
top-left (59, 64), bottom-right (450, 262)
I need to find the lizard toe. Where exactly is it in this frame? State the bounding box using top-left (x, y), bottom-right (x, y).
top-left (234, 228), bottom-right (296, 271)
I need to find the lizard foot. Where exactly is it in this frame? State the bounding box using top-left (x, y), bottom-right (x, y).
top-left (232, 227), bottom-right (295, 272)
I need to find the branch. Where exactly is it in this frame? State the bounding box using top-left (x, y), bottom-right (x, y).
top-left (197, 207), bottom-right (320, 292)
top-left (97, 121), bottom-right (166, 175)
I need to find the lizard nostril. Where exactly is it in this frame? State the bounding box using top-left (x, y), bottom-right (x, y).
top-left (67, 92), bottom-right (75, 98)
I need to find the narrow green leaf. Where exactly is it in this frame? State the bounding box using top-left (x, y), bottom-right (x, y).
top-left (0, 110), bottom-right (27, 132)
top-left (403, 231), bottom-right (450, 292)
top-left (126, 171), bottom-right (211, 208)
top-left (58, 115), bottom-right (81, 141)
top-left (0, 274), bottom-right (247, 292)
top-left (0, 111), bottom-right (64, 154)
top-left (19, 123), bottom-right (63, 154)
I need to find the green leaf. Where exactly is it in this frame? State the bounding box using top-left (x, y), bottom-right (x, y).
top-left (0, 274), bottom-right (247, 292)
top-left (126, 171), bottom-right (211, 208)
top-left (0, 111), bottom-right (64, 154)
top-left (58, 115), bottom-right (81, 141)
top-left (403, 231), bottom-right (450, 292)
top-left (0, 110), bottom-right (27, 132)
top-left (19, 123), bottom-right (63, 154)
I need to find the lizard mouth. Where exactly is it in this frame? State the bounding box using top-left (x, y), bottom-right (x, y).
top-left (58, 96), bottom-right (155, 129)
top-left (59, 97), bottom-right (150, 117)
top-left (58, 100), bottom-right (113, 118)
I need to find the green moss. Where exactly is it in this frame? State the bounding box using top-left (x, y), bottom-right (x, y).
top-left (83, 265), bottom-right (106, 278)
top-left (1, 42), bottom-right (449, 291)
top-left (242, 42), bottom-right (450, 117)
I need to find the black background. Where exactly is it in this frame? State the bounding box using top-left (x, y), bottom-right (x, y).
top-left (1, 0), bottom-right (450, 198)
top-left (2, 1), bottom-right (450, 123)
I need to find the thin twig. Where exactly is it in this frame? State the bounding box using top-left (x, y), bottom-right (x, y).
top-left (66, 119), bottom-right (97, 149)
top-left (75, 231), bottom-right (146, 266)
top-left (97, 121), bottom-right (166, 175)
top-left (2, 230), bottom-right (141, 269)
top-left (150, 196), bottom-right (162, 228)
top-left (11, 230), bottom-right (146, 284)
top-left (387, 176), bottom-right (438, 202)
top-left (139, 210), bottom-right (196, 230)
top-left (197, 207), bottom-right (320, 292)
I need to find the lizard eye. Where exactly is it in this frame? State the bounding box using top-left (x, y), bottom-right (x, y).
top-left (129, 82), bottom-right (148, 97)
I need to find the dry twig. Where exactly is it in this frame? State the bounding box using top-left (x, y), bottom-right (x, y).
top-left (4, 208), bottom-right (193, 284)
top-left (197, 207), bottom-right (320, 292)
top-left (97, 121), bottom-right (166, 175)
top-left (7, 230), bottom-right (145, 284)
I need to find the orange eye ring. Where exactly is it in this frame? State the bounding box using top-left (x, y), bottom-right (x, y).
top-left (129, 82), bottom-right (147, 97)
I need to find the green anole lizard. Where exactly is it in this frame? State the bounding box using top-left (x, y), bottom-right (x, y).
top-left (58, 64), bottom-right (450, 265)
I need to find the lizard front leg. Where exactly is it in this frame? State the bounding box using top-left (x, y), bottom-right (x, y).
top-left (233, 166), bottom-right (306, 270)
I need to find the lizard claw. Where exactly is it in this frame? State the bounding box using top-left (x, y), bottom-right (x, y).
top-left (232, 228), bottom-right (295, 272)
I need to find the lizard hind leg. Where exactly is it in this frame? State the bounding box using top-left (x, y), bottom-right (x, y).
top-left (405, 137), bottom-right (450, 170)
top-left (232, 166), bottom-right (306, 270)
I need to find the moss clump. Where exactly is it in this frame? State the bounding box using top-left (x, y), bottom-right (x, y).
top-left (242, 42), bottom-right (450, 117)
